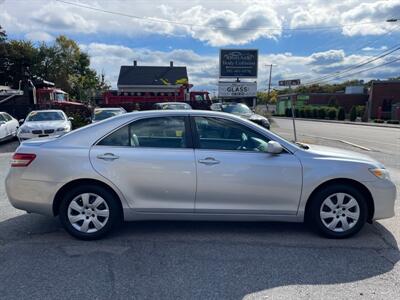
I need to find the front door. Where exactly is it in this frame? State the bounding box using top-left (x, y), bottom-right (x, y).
top-left (90, 116), bottom-right (196, 213)
top-left (192, 116), bottom-right (303, 215)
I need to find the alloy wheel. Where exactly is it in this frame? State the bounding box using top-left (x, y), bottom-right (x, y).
top-left (67, 193), bottom-right (110, 233)
top-left (319, 192), bottom-right (360, 233)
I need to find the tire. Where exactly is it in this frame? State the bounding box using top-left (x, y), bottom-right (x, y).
top-left (59, 184), bottom-right (121, 240)
top-left (307, 184), bottom-right (367, 238)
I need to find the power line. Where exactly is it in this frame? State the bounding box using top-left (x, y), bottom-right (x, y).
top-left (55, 0), bottom-right (387, 32)
top-left (318, 57), bottom-right (400, 83)
top-left (303, 44), bottom-right (400, 85)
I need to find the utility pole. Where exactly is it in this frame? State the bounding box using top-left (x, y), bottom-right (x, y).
top-left (265, 64), bottom-right (273, 109)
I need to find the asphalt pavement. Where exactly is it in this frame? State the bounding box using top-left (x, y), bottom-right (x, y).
top-left (0, 120), bottom-right (399, 299)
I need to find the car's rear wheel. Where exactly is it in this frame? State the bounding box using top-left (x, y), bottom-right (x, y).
top-left (59, 185), bottom-right (121, 240)
top-left (308, 184), bottom-right (367, 238)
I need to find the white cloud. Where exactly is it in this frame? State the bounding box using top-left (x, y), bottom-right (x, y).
top-left (1, 0), bottom-right (399, 45)
top-left (341, 0), bottom-right (400, 36)
top-left (25, 31), bottom-right (54, 42)
top-left (309, 50), bottom-right (345, 65)
top-left (362, 46), bottom-right (388, 51)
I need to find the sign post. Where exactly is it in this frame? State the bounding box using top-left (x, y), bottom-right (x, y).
top-left (279, 79), bottom-right (301, 142)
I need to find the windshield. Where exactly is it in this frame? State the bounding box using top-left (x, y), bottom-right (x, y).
top-left (54, 93), bottom-right (67, 101)
top-left (222, 104), bottom-right (252, 114)
top-left (27, 111), bottom-right (65, 122)
top-left (94, 110), bottom-right (122, 120)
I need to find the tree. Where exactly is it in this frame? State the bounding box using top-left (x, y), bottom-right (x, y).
top-left (257, 90), bottom-right (278, 105)
top-left (0, 40), bottom-right (39, 88)
top-left (0, 30), bottom-right (109, 101)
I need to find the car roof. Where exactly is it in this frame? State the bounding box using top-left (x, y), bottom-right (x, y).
top-left (28, 109), bottom-right (65, 113)
top-left (156, 102), bottom-right (190, 105)
top-left (95, 107), bottom-right (124, 111)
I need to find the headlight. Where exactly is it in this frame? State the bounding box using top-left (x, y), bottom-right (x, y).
top-left (56, 126), bottom-right (70, 132)
top-left (261, 119), bottom-right (270, 125)
top-left (369, 168), bottom-right (390, 180)
top-left (19, 127), bottom-right (30, 134)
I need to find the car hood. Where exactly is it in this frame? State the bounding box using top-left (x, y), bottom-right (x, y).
top-left (234, 112), bottom-right (269, 122)
top-left (21, 120), bottom-right (68, 130)
top-left (305, 144), bottom-right (382, 166)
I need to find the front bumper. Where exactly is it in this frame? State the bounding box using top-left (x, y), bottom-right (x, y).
top-left (18, 131), bottom-right (66, 141)
top-left (364, 178), bottom-right (397, 220)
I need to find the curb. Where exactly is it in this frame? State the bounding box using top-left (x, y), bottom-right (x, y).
top-left (272, 117), bottom-right (400, 129)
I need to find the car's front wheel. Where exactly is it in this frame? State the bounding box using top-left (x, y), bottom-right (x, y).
top-left (59, 184), bottom-right (121, 240)
top-left (308, 184), bottom-right (368, 238)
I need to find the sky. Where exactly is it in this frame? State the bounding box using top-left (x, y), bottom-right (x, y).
top-left (1, 0), bottom-right (400, 92)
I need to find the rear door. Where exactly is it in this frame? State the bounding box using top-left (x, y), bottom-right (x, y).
top-left (90, 115), bottom-right (196, 212)
top-left (192, 116), bottom-right (303, 215)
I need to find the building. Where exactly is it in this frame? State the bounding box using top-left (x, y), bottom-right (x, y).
top-left (368, 81), bottom-right (400, 120)
top-left (277, 92), bottom-right (368, 115)
top-left (101, 61), bottom-right (211, 110)
top-left (117, 60), bottom-right (188, 96)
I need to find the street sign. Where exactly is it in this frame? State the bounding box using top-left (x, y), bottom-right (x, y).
top-left (218, 82), bottom-right (257, 97)
top-left (278, 79), bottom-right (301, 86)
top-left (219, 49), bottom-right (258, 78)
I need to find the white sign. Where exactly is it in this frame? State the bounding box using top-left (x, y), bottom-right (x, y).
top-left (218, 82), bottom-right (257, 97)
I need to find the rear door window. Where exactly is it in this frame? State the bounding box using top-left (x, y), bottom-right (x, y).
top-left (98, 116), bottom-right (188, 148)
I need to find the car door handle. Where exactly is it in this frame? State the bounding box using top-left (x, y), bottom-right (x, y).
top-left (198, 157), bottom-right (220, 165)
top-left (97, 153), bottom-right (120, 161)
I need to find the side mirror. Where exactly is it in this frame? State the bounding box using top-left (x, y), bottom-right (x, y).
top-left (267, 141), bottom-right (283, 154)
top-left (19, 119), bottom-right (24, 125)
top-left (0, 121), bottom-right (5, 126)
top-left (68, 117), bottom-right (74, 121)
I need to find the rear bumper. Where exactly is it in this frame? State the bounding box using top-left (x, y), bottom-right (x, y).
top-left (364, 179), bottom-right (397, 220)
top-left (5, 170), bottom-right (61, 216)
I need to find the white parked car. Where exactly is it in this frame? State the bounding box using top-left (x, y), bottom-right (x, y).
top-left (17, 110), bottom-right (72, 141)
top-left (92, 107), bottom-right (126, 123)
top-left (0, 112), bottom-right (19, 142)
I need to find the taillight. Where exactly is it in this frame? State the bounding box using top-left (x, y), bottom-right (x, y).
top-left (11, 153), bottom-right (36, 167)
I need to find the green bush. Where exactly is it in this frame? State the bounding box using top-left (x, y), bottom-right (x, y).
top-left (304, 107), bottom-right (312, 118)
top-left (349, 106), bottom-right (357, 121)
top-left (327, 108), bottom-right (337, 120)
top-left (318, 107), bottom-right (326, 119)
top-left (337, 107), bottom-right (345, 120)
top-left (285, 108), bottom-right (291, 117)
top-left (298, 108), bottom-right (304, 118)
top-left (387, 120), bottom-right (400, 124)
top-left (355, 105), bottom-right (365, 118)
top-left (294, 108), bottom-right (299, 117)
top-left (373, 119), bottom-right (384, 123)
top-left (312, 108), bottom-right (318, 118)
top-left (68, 112), bottom-right (91, 129)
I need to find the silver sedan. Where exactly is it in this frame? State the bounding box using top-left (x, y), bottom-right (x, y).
top-left (6, 110), bottom-right (396, 240)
